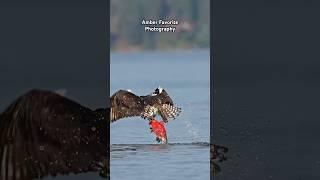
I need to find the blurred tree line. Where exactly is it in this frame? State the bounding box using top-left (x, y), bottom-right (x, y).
top-left (111, 0), bottom-right (209, 51)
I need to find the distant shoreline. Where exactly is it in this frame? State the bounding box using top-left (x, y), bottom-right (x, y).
top-left (110, 46), bottom-right (209, 53)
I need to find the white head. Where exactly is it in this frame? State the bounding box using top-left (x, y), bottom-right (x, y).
top-left (151, 86), bottom-right (163, 96)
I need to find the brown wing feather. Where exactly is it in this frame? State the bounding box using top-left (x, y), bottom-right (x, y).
top-left (110, 90), bottom-right (144, 122)
top-left (141, 89), bottom-right (173, 106)
top-left (0, 89), bottom-right (108, 179)
top-left (110, 89), bottom-right (181, 122)
top-left (157, 104), bottom-right (182, 122)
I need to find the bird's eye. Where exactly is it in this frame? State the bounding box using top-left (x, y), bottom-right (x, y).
top-left (155, 87), bottom-right (163, 94)
top-left (151, 87), bottom-right (163, 96)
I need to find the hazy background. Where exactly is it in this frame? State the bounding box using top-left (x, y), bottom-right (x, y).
top-left (0, 1), bottom-right (108, 179)
top-left (213, 1), bottom-right (320, 179)
top-left (0, 1), bottom-right (108, 112)
top-left (110, 0), bottom-right (209, 51)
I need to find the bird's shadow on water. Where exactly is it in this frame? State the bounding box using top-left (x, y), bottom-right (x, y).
top-left (111, 143), bottom-right (229, 176)
top-left (111, 142), bottom-right (210, 157)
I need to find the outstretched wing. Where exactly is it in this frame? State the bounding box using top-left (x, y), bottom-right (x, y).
top-left (110, 90), bottom-right (144, 122)
top-left (140, 104), bottom-right (181, 122)
top-left (141, 89), bottom-right (174, 106)
top-left (0, 89), bottom-right (108, 180)
top-left (157, 104), bottom-right (181, 122)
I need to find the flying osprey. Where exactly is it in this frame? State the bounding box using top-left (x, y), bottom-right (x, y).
top-left (111, 87), bottom-right (181, 123)
top-left (0, 87), bottom-right (181, 179)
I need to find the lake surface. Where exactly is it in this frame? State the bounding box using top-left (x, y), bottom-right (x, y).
top-left (110, 50), bottom-right (210, 180)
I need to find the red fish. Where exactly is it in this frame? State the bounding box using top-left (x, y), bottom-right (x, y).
top-left (149, 119), bottom-right (168, 143)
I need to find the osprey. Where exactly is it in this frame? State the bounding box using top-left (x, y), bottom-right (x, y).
top-left (0, 87), bottom-right (181, 179)
top-left (110, 87), bottom-right (181, 123)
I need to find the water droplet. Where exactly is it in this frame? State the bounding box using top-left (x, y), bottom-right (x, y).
top-left (39, 146), bottom-right (44, 151)
top-left (91, 127), bottom-right (96, 131)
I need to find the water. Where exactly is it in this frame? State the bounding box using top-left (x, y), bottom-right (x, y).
top-left (110, 49), bottom-right (210, 180)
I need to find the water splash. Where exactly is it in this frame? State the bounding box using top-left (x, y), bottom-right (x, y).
top-left (174, 93), bottom-right (204, 142)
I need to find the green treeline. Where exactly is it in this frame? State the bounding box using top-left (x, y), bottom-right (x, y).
top-left (111, 0), bottom-right (210, 51)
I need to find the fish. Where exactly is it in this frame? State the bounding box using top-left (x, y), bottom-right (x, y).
top-left (149, 119), bottom-right (168, 143)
